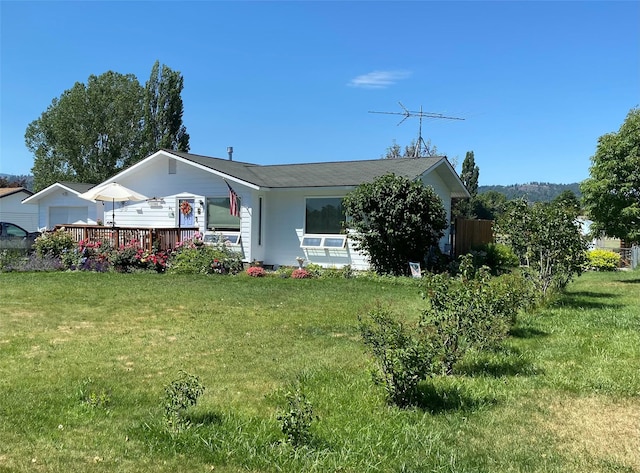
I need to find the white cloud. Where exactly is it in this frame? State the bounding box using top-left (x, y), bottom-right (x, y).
top-left (348, 70), bottom-right (411, 89)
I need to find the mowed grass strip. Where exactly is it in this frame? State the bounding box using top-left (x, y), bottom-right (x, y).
top-left (0, 270), bottom-right (638, 472)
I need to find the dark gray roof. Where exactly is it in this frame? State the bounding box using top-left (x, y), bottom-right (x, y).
top-left (167, 150), bottom-right (445, 189)
top-left (58, 181), bottom-right (98, 194)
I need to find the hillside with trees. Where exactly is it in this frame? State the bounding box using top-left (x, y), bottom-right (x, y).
top-left (478, 182), bottom-right (581, 203)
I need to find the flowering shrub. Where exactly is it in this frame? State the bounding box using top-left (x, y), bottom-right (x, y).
top-left (77, 239), bottom-right (112, 272)
top-left (246, 266), bottom-right (266, 277)
top-left (34, 228), bottom-right (75, 258)
top-left (291, 269), bottom-right (311, 279)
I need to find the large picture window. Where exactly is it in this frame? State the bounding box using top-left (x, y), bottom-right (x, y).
top-left (302, 197), bottom-right (347, 249)
top-left (305, 197), bottom-right (344, 234)
top-left (207, 197), bottom-right (240, 230)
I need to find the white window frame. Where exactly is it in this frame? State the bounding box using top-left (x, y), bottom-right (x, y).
top-left (300, 234), bottom-right (347, 249)
top-left (302, 196), bottom-right (346, 249)
top-left (203, 230), bottom-right (242, 249)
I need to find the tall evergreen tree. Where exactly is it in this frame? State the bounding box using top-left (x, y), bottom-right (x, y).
top-left (140, 61), bottom-right (190, 158)
top-left (454, 151), bottom-right (480, 219)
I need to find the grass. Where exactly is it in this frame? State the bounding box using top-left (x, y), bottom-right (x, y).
top-left (0, 270), bottom-right (638, 472)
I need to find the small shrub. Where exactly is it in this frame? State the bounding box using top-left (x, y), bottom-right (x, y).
top-left (587, 249), bottom-right (621, 271)
top-left (163, 371), bottom-right (206, 432)
top-left (360, 305), bottom-right (434, 407)
top-left (277, 386), bottom-right (314, 448)
top-left (303, 263), bottom-right (323, 277)
top-left (247, 266), bottom-right (266, 277)
top-left (275, 266), bottom-right (294, 278)
top-left (168, 244), bottom-right (243, 275)
top-left (0, 249), bottom-right (27, 272)
top-left (291, 268), bottom-right (311, 279)
top-left (34, 228), bottom-right (75, 258)
top-left (469, 243), bottom-right (519, 276)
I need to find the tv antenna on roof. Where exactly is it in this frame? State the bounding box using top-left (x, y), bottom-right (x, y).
top-left (369, 102), bottom-right (464, 158)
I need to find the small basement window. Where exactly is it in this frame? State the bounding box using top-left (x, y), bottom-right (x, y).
top-left (300, 235), bottom-right (347, 249)
top-left (203, 231), bottom-right (241, 247)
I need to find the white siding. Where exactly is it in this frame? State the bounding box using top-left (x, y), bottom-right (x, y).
top-left (0, 191), bottom-right (38, 231)
top-left (421, 171), bottom-right (453, 253)
top-left (110, 158), bottom-right (254, 261)
top-left (263, 189), bottom-right (364, 269)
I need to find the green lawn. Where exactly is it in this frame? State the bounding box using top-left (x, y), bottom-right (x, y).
top-left (1, 271), bottom-right (638, 472)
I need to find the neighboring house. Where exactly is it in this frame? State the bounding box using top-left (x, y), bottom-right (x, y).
top-left (22, 182), bottom-right (98, 230)
top-left (0, 187), bottom-right (38, 232)
top-left (25, 150), bottom-right (470, 269)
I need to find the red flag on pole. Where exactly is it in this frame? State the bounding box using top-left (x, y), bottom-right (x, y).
top-left (226, 181), bottom-right (240, 217)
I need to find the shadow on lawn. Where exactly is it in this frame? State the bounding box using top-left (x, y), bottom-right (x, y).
top-left (415, 381), bottom-right (498, 414)
top-left (555, 290), bottom-right (623, 310)
top-left (619, 278), bottom-right (640, 284)
top-left (509, 326), bottom-right (548, 339)
top-left (457, 355), bottom-right (542, 378)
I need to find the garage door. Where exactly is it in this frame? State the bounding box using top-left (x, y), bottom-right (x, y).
top-left (49, 207), bottom-right (88, 226)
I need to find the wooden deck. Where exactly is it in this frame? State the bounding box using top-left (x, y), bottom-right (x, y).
top-left (54, 225), bottom-right (199, 252)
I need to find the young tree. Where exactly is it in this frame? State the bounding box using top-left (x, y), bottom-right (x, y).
top-left (343, 174), bottom-right (447, 276)
top-left (497, 199), bottom-right (587, 297)
top-left (581, 107), bottom-right (640, 244)
top-left (26, 72), bottom-right (145, 191)
top-left (140, 61), bottom-right (190, 159)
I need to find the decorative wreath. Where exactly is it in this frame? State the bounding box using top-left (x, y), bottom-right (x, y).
top-left (180, 200), bottom-right (192, 217)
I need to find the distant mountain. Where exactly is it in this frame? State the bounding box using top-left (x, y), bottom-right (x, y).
top-left (478, 182), bottom-right (581, 202)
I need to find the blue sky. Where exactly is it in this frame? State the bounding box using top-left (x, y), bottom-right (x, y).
top-left (1, 1), bottom-right (638, 185)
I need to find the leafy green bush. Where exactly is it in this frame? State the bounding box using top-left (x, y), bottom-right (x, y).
top-left (163, 371), bottom-right (206, 432)
top-left (168, 244), bottom-right (243, 275)
top-left (470, 243), bottom-right (519, 275)
top-left (421, 257), bottom-right (524, 375)
top-left (586, 249), bottom-right (621, 271)
top-left (34, 228), bottom-right (75, 258)
top-left (359, 305), bottom-right (434, 407)
top-left (277, 386), bottom-right (315, 448)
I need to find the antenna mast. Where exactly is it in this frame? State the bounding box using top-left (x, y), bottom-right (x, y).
top-left (369, 102), bottom-right (464, 157)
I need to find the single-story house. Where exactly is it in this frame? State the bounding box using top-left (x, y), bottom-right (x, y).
top-left (0, 187), bottom-right (38, 232)
top-left (22, 181), bottom-right (99, 230)
top-left (24, 150), bottom-right (470, 270)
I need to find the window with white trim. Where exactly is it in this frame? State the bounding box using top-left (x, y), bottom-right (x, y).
top-left (203, 231), bottom-right (241, 249)
top-left (302, 197), bottom-right (347, 249)
top-left (206, 197), bottom-right (240, 231)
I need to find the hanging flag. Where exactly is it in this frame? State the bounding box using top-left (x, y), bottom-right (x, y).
top-left (226, 181), bottom-right (240, 217)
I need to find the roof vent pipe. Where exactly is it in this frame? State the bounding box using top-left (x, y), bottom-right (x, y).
top-left (227, 146), bottom-right (234, 161)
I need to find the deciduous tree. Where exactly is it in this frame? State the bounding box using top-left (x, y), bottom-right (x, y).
top-left (581, 107), bottom-right (640, 244)
top-left (497, 199), bottom-right (587, 297)
top-left (26, 63), bottom-right (190, 191)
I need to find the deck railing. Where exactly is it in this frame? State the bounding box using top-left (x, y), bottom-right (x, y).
top-left (54, 225), bottom-right (199, 252)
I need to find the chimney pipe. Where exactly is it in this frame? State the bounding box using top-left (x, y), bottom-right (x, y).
top-left (227, 146), bottom-right (234, 161)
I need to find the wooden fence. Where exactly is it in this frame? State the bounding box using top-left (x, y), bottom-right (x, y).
top-left (54, 225), bottom-right (199, 252)
top-left (453, 218), bottom-right (494, 256)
